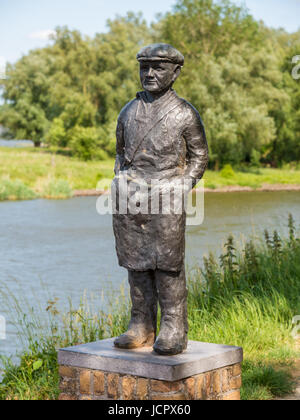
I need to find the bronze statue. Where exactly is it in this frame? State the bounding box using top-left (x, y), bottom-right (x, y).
top-left (113, 43), bottom-right (208, 355)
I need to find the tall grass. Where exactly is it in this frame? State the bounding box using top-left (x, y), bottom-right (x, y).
top-left (0, 177), bottom-right (36, 201)
top-left (0, 286), bottom-right (130, 400)
top-left (186, 214), bottom-right (300, 399)
top-left (42, 179), bottom-right (72, 199)
top-left (0, 215), bottom-right (299, 400)
top-left (0, 147), bottom-right (114, 201)
top-left (0, 176), bottom-right (72, 201)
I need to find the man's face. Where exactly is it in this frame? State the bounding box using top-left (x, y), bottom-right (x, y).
top-left (139, 61), bottom-right (180, 93)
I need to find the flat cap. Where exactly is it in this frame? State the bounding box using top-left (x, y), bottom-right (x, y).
top-left (137, 43), bottom-right (184, 66)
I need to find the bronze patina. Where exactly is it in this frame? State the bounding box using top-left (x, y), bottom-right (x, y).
top-left (113, 43), bottom-right (209, 355)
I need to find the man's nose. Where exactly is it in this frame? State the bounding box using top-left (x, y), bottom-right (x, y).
top-left (146, 67), bottom-right (155, 77)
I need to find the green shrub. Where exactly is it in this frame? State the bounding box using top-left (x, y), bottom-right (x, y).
top-left (68, 126), bottom-right (101, 161)
top-left (250, 149), bottom-right (262, 168)
top-left (43, 179), bottom-right (72, 199)
top-left (45, 118), bottom-right (67, 148)
top-left (0, 178), bottom-right (36, 201)
top-left (220, 164), bottom-right (236, 178)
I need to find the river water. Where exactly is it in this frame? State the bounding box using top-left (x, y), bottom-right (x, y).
top-left (0, 192), bottom-right (300, 362)
top-left (0, 139), bottom-right (33, 147)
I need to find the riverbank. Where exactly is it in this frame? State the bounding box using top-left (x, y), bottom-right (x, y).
top-left (1, 146), bottom-right (300, 201)
top-left (73, 184), bottom-right (300, 197)
top-left (1, 219), bottom-right (299, 400)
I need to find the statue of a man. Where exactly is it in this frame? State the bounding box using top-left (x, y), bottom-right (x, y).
top-left (113, 43), bottom-right (208, 355)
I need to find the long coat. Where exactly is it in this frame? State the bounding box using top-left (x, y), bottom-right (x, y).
top-left (112, 89), bottom-right (208, 272)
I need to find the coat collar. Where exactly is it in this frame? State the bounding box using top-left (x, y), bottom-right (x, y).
top-left (135, 89), bottom-right (179, 123)
top-left (125, 89), bottom-right (183, 164)
top-left (134, 89), bottom-right (182, 132)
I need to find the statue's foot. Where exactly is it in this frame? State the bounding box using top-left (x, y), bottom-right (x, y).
top-left (114, 331), bottom-right (155, 349)
top-left (153, 333), bottom-right (187, 356)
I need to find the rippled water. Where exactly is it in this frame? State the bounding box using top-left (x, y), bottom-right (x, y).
top-left (0, 192), bottom-right (299, 361)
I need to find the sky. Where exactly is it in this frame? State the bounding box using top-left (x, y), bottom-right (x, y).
top-left (0, 0), bottom-right (299, 74)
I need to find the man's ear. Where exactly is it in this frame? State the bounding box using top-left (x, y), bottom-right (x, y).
top-left (172, 65), bottom-right (181, 83)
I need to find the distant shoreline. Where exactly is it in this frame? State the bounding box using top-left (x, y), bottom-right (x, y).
top-left (0, 139), bottom-right (34, 148)
top-left (73, 184), bottom-right (300, 197)
top-left (1, 146), bottom-right (300, 201)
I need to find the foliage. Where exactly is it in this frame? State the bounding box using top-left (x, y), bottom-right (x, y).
top-left (1, 147), bottom-right (300, 201)
top-left (0, 1), bottom-right (299, 164)
top-left (0, 147), bottom-right (115, 200)
top-left (241, 362), bottom-right (294, 400)
top-left (157, 0), bottom-right (291, 168)
top-left (68, 126), bottom-right (102, 161)
top-left (45, 118), bottom-right (66, 148)
top-left (189, 214), bottom-right (300, 310)
top-left (220, 163), bottom-right (235, 178)
top-left (263, 28), bottom-right (300, 166)
top-left (0, 217), bottom-right (299, 399)
top-left (43, 179), bottom-right (72, 199)
top-left (0, 177), bottom-right (36, 201)
top-left (0, 288), bottom-right (130, 400)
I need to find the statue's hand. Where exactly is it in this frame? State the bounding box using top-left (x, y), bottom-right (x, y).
top-left (114, 154), bottom-right (124, 175)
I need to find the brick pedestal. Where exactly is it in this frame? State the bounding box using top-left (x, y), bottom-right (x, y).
top-left (58, 338), bottom-right (243, 401)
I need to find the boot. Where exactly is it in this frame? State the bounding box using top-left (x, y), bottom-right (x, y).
top-left (114, 270), bottom-right (158, 349)
top-left (153, 268), bottom-right (188, 355)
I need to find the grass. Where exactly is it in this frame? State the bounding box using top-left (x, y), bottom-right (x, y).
top-left (0, 177), bottom-right (37, 201)
top-left (203, 166), bottom-right (300, 189)
top-left (1, 147), bottom-right (300, 200)
top-left (0, 216), bottom-right (300, 400)
top-left (0, 287), bottom-right (130, 401)
top-left (241, 361), bottom-right (294, 400)
top-left (0, 147), bottom-right (114, 200)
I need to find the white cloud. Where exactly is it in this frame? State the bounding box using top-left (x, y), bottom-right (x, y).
top-left (0, 56), bottom-right (6, 79)
top-left (28, 29), bottom-right (56, 40)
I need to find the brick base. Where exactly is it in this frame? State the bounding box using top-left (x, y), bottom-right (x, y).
top-left (58, 363), bottom-right (242, 400)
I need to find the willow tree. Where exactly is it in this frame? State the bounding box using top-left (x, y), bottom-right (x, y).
top-left (156, 0), bottom-right (290, 167)
top-left (0, 51), bottom-right (52, 146)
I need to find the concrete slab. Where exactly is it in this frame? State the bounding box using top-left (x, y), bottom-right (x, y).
top-left (58, 338), bottom-right (243, 381)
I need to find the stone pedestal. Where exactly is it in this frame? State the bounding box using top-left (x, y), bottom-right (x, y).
top-left (58, 338), bottom-right (243, 400)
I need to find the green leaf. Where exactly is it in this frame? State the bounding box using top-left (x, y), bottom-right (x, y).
top-left (33, 360), bottom-right (43, 371)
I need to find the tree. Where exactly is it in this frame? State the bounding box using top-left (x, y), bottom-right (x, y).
top-left (0, 2), bottom-right (299, 165)
top-left (267, 30), bottom-right (300, 165)
top-left (68, 126), bottom-right (103, 161)
top-left (157, 0), bottom-right (290, 167)
top-left (0, 51), bottom-right (52, 146)
top-left (156, 0), bottom-right (261, 58)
